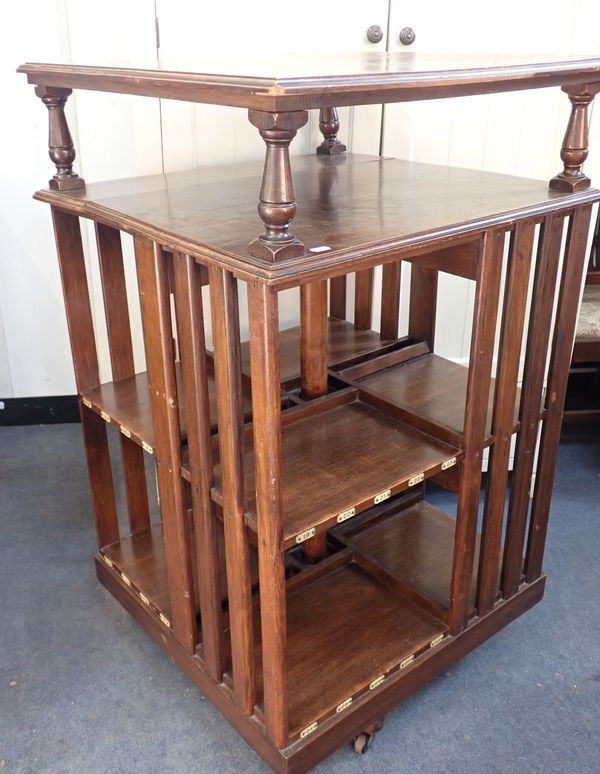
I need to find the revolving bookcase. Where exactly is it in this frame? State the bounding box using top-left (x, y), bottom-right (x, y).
top-left (19, 53), bottom-right (600, 772)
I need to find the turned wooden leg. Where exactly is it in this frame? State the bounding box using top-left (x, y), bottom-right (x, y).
top-left (316, 107), bottom-right (347, 155)
top-left (550, 86), bottom-right (598, 192)
top-left (35, 85), bottom-right (85, 191)
top-left (248, 110), bottom-right (308, 261)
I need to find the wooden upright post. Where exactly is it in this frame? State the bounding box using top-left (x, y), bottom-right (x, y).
top-left (96, 223), bottom-right (150, 537)
top-left (134, 237), bottom-right (197, 654)
top-left (550, 85), bottom-right (599, 192)
top-left (248, 110), bottom-right (309, 261)
top-left (247, 280), bottom-right (288, 748)
top-left (209, 267), bottom-right (256, 714)
top-left (51, 207), bottom-right (119, 548)
top-left (35, 86), bottom-right (85, 191)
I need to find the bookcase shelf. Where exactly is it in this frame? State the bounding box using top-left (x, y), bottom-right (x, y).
top-left (338, 500), bottom-right (481, 615)
top-left (80, 365), bottom-right (253, 453)
top-left (212, 397), bottom-right (460, 549)
top-left (251, 559), bottom-right (447, 741)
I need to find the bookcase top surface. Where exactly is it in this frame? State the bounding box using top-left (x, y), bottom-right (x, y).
top-left (34, 154), bottom-right (600, 284)
top-left (18, 52), bottom-right (600, 110)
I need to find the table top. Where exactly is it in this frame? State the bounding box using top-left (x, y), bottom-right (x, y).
top-left (34, 153), bottom-right (600, 285)
top-left (18, 52), bottom-right (600, 111)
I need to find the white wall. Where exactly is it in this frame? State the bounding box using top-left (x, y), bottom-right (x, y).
top-left (2, 0), bottom-right (600, 397)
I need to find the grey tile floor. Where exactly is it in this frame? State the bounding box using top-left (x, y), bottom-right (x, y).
top-left (1, 423), bottom-right (599, 774)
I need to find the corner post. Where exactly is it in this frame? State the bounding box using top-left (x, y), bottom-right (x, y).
top-left (248, 110), bottom-right (308, 261)
top-left (316, 107), bottom-right (347, 155)
top-left (549, 85), bottom-right (599, 192)
top-left (35, 85), bottom-right (85, 191)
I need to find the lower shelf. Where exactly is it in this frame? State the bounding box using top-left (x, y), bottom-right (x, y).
top-left (339, 500), bottom-right (481, 614)
top-left (252, 560), bottom-right (447, 740)
top-left (99, 521), bottom-right (259, 627)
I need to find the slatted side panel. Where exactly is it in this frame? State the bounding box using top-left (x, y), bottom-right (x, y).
top-left (525, 205), bottom-right (594, 582)
top-left (501, 215), bottom-right (565, 600)
top-left (476, 221), bottom-right (535, 615)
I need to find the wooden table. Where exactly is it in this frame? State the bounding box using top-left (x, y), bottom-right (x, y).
top-left (19, 52), bottom-right (600, 772)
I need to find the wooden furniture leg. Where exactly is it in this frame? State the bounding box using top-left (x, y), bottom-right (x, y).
top-left (247, 280), bottom-right (288, 748)
top-left (316, 107), bottom-right (347, 155)
top-left (134, 236), bottom-right (197, 654)
top-left (209, 267), bottom-right (256, 714)
top-left (248, 110), bottom-right (309, 261)
top-left (35, 86), bottom-right (85, 191)
top-left (525, 205), bottom-right (593, 582)
top-left (96, 222), bottom-right (150, 537)
top-left (51, 207), bottom-right (119, 548)
top-left (449, 230), bottom-right (504, 634)
top-left (501, 214), bottom-right (564, 599)
top-left (477, 220), bottom-right (535, 615)
top-left (173, 253), bottom-right (224, 681)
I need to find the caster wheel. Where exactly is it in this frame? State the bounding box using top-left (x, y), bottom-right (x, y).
top-left (352, 732), bottom-right (373, 755)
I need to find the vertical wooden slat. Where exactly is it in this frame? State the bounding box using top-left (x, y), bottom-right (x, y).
top-left (477, 221), bottom-right (535, 615)
top-left (300, 279), bottom-right (329, 560)
top-left (95, 224), bottom-right (136, 379)
top-left (96, 222), bottom-right (150, 536)
top-left (173, 253), bottom-right (224, 681)
top-left (51, 207), bottom-right (119, 548)
top-left (329, 275), bottom-right (347, 320)
top-left (209, 267), bottom-right (255, 715)
top-left (408, 263), bottom-right (438, 349)
top-left (134, 236), bottom-right (196, 653)
top-left (354, 268), bottom-right (374, 329)
top-left (449, 230), bottom-right (504, 635)
top-left (380, 260), bottom-right (401, 340)
top-left (247, 280), bottom-right (288, 748)
top-left (525, 206), bottom-right (593, 582)
top-left (501, 215), bottom-right (564, 600)
top-left (300, 280), bottom-right (328, 399)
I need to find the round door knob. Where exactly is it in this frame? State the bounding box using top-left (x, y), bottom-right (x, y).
top-left (399, 26), bottom-right (416, 46)
top-left (367, 25), bottom-right (384, 44)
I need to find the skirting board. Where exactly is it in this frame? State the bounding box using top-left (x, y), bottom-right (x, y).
top-left (0, 395), bottom-right (79, 425)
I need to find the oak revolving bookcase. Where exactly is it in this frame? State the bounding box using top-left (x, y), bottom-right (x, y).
top-left (19, 54), bottom-right (600, 772)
